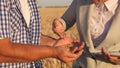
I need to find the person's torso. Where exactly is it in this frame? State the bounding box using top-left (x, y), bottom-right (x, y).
top-left (0, 0), bottom-right (42, 68)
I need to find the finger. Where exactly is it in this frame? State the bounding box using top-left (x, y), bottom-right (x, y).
top-left (73, 40), bottom-right (80, 43)
top-left (63, 57), bottom-right (77, 63)
top-left (72, 40), bottom-right (80, 46)
top-left (106, 55), bottom-right (120, 63)
top-left (66, 57), bottom-right (79, 63)
top-left (78, 42), bottom-right (85, 50)
top-left (52, 19), bottom-right (59, 30)
top-left (71, 47), bottom-right (78, 53)
top-left (102, 48), bottom-right (109, 55)
top-left (102, 48), bottom-right (111, 59)
top-left (71, 42), bottom-right (84, 54)
top-left (66, 51), bottom-right (77, 58)
top-left (53, 19), bottom-right (61, 26)
top-left (75, 49), bottom-right (84, 58)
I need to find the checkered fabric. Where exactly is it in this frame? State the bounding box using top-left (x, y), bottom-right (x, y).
top-left (0, 0), bottom-right (42, 68)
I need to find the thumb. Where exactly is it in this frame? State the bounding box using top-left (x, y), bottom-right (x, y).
top-left (71, 47), bottom-right (78, 53)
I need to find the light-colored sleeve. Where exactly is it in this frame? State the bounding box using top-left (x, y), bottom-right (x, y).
top-left (58, 18), bottom-right (67, 31)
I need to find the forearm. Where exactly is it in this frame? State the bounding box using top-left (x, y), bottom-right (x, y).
top-left (0, 55), bottom-right (28, 62)
top-left (40, 34), bottom-right (56, 46)
top-left (0, 38), bottom-right (57, 62)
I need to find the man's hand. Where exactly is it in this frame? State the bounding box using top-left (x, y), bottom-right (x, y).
top-left (53, 37), bottom-right (79, 47)
top-left (101, 48), bottom-right (120, 64)
top-left (52, 19), bottom-right (65, 38)
top-left (55, 42), bottom-right (84, 63)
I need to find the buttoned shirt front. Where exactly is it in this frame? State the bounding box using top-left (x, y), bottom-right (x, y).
top-left (89, 0), bottom-right (119, 46)
top-left (0, 0), bottom-right (42, 68)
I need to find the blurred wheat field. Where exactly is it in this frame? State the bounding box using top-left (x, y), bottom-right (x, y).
top-left (39, 7), bottom-right (80, 68)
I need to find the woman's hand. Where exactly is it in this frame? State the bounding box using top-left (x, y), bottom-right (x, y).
top-left (102, 48), bottom-right (120, 64)
top-left (52, 19), bottom-right (65, 38)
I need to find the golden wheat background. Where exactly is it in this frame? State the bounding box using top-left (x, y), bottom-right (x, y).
top-left (39, 7), bottom-right (79, 68)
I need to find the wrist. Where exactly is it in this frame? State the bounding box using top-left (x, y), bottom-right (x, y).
top-left (52, 39), bottom-right (59, 46)
top-left (51, 47), bottom-right (58, 58)
top-left (40, 34), bottom-right (57, 46)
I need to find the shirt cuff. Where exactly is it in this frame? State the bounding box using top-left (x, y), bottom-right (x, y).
top-left (58, 18), bottom-right (66, 31)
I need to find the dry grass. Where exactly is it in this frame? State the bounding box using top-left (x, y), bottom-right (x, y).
top-left (39, 7), bottom-right (79, 68)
